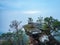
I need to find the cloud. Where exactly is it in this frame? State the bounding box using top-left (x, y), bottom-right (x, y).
top-left (21, 11), bottom-right (41, 14)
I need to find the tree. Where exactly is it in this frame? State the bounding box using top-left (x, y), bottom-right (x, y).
top-left (28, 18), bottom-right (33, 24)
top-left (43, 16), bottom-right (60, 44)
top-left (36, 16), bottom-right (43, 29)
top-left (44, 16), bottom-right (60, 31)
top-left (9, 20), bottom-right (22, 45)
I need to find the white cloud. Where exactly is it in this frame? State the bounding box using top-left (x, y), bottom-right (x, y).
top-left (21, 11), bottom-right (41, 14)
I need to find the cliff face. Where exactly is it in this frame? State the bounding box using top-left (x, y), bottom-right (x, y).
top-left (23, 22), bottom-right (42, 35)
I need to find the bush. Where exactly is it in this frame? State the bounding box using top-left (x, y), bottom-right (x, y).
top-left (1, 40), bottom-right (13, 45)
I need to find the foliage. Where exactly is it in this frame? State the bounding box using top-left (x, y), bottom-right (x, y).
top-left (53, 20), bottom-right (60, 30)
top-left (9, 20), bottom-right (26, 45)
top-left (44, 16), bottom-right (60, 30)
top-left (1, 40), bottom-right (13, 45)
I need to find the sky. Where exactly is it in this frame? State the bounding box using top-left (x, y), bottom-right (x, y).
top-left (0, 0), bottom-right (60, 33)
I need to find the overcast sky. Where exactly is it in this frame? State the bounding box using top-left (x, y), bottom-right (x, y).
top-left (0, 0), bottom-right (60, 33)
